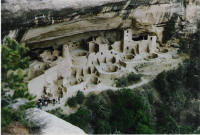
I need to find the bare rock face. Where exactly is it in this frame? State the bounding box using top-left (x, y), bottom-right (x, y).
top-left (2, 0), bottom-right (199, 39)
top-left (2, 0), bottom-right (199, 48)
top-left (2, 0), bottom-right (126, 34)
top-left (3, 0), bottom-right (196, 46)
top-left (25, 108), bottom-right (86, 135)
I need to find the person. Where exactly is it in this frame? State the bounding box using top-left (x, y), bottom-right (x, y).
top-left (53, 98), bottom-right (56, 106)
top-left (38, 98), bottom-right (42, 103)
top-left (36, 101), bottom-right (40, 108)
top-left (43, 86), bottom-right (47, 95)
top-left (42, 99), bottom-right (45, 106)
top-left (47, 97), bottom-right (51, 104)
top-left (39, 102), bottom-right (43, 109)
top-left (58, 97), bottom-right (60, 104)
top-left (44, 96), bottom-right (48, 102)
top-left (45, 100), bottom-right (48, 106)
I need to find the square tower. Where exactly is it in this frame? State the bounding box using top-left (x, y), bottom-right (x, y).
top-left (123, 29), bottom-right (133, 52)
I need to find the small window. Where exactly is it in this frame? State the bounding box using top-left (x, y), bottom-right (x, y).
top-left (101, 52), bottom-right (103, 55)
top-left (151, 37), bottom-right (153, 40)
top-left (127, 47), bottom-right (129, 50)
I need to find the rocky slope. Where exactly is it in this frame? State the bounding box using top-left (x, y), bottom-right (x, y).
top-left (25, 108), bottom-right (86, 135)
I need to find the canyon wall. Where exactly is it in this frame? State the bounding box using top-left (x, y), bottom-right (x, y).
top-left (2, 0), bottom-right (199, 49)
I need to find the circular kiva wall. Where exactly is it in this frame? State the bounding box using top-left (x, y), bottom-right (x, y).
top-left (122, 54), bottom-right (134, 61)
top-left (75, 51), bottom-right (87, 56)
top-left (102, 64), bottom-right (119, 72)
top-left (148, 53), bottom-right (158, 59)
top-left (89, 76), bottom-right (100, 84)
top-left (69, 80), bottom-right (78, 86)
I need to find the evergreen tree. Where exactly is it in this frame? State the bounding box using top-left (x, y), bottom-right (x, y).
top-left (1, 37), bottom-right (35, 127)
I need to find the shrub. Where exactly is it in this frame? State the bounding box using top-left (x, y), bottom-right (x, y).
top-left (136, 123), bottom-right (155, 134)
top-left (76, 91), bottom-right (85, 104)
top-left (162, 15), bottom-right (177, 43)
top-left (147, 90), bottom-right (156, 104)
top-left (127, 73), bottom-right (141, 82)
top-left (1, 37), bottom-right (35, 128)
top-left (67, 96), bottom-right (77, 107)
top-left (66, 91), bottom-right (85, 107)
top-left (116, 73), bottom-right (141, 87)
top-left (95, 119), bottom-right (111, 134)
top-left (48, 108), bottom-right (68, 120)
top-left (154, 71), bottom-right (168, 95)
top-left (85, 94), bottom-right (101, 111)
top-left (110, 88), bottom-right (154, 133)
top-left (194, 126), bottom-right (200, 134)
top-left (67, 107), bottom-right (92, 132)
top-left (51, 89), bottom-right (154, 134)
top-left (1, 107), bottom-right (14, 127)
top-left (115, 76), bottom-right (128, 87)
top-left (169, 90), bottom-right (186, 113)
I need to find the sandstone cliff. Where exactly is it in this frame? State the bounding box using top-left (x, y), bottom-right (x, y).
top-left (2, 0), bottom-right (199, 49)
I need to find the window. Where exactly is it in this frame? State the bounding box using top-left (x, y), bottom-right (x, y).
top-left (136, 44), bottom-right (139, 54)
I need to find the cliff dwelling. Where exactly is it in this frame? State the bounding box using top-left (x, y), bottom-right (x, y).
top-left (27, 28), bottom-right (184, 112)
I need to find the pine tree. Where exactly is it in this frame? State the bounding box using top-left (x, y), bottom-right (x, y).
top-left (1, 37), bottom-right (35, 127)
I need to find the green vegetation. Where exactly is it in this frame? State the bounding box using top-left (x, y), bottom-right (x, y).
top-left (115, 72), bottom-right (141, 87)
top-left (154, 51), bottom-right (200, 109)
top-left (50, 89), bottom-right (154, 134)
top-left (194, 127), bottom-right (200, 134)
top-left (67, 107), bottom-right (92, 132)
top-left (2, 107), bottom-right (14, 127)
top-left (162, 15), bottom-right (178, 43)
top-left (66, 90), bottom-right (85, 107)
top-left (66, 96), bottom-right (77, 107)
top-left (76, 91), bottom-right (85, 104)
top-left (153, 23), bottom-right (200, 133)
top-left (153, 59), bottom-right (200, 133)
top-left (155, 102), bottom-right (192, 134)
top-left (1, 37), bottom-right (35, 130)
top-left (179, 23), bottom-right (200, 56)
top-left (109, 89), bottom-right (154, 134)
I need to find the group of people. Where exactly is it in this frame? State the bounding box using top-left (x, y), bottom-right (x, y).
top-left (36, 79), bottom-right (66, 109)
top-left (36, 95), bottom-right (60, 109)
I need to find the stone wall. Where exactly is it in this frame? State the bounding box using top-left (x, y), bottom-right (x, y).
top-left (123, 29), bottom-right (158, 55)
